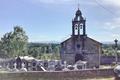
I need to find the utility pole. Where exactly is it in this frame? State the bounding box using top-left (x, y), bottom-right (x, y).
top-left (114, 39), bottom-right (118, 64)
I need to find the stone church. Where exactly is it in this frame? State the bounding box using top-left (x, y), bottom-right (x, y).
top-left (60, 8), bottom-right (102, 68)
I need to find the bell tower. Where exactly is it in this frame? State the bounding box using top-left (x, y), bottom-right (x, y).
top-left (72, 8), bottom-right (86, 36)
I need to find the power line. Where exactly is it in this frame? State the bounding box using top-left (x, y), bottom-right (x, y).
top-left (94, 0), bottom-right (116, 17)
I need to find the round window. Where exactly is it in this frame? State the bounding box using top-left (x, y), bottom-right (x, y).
top-left (77, 44), bottom-right (80, 48)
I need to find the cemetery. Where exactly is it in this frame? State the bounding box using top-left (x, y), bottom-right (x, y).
top-left (0, 55), bottom-right (119, 80)
top-left (0, 1), bottom-right (120, 80)
top-left (0, 56), bottom-right (88, 72)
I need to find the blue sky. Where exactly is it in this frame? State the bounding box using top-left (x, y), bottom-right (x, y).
top-left (0, 0), bottom-right (120, 42)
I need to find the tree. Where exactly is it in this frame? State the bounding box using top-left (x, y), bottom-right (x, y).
top-left (0, 32), bottom-right (13, 56)
top-left (0, 26), bottom-right (28, 57)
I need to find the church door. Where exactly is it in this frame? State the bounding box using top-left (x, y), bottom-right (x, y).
top-left (75, 54), bottom-right (84, 62)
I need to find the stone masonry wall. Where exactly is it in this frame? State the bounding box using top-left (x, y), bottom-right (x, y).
top-left (101, 56), bottom-right (120, 65)
top-left (0, 68), bottom-right (114, 80)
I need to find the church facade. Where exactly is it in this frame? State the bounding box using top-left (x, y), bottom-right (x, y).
top-left (60, 9), bottom-right (102, 68)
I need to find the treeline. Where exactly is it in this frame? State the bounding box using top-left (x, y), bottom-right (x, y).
top-left (0, 26), bottom-right (60, 60)
top-left (102, 44), bottom-right (120, 56)
top-left (28, 42), bottom-right (60, 60)
top-left (103, 43), bottom-right (120, 50)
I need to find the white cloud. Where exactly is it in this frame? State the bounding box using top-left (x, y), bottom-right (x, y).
top-left (94, 0), bottom-right (120, 30)
top-left (104, 17), bottom-right (120, 30)
top-left (103, 0), bottom-right (120, 7)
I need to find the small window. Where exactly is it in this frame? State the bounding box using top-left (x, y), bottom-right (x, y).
top-left (77, 44), bottom-right (80, 48)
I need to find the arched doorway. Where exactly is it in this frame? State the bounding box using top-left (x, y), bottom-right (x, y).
top-left (75, 54), bottom-right (84, 62)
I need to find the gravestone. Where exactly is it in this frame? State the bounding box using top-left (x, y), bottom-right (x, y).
top-left (16, 57), bottom-right (22, 69)
top-left (20, 63), bottom-right (27, 72)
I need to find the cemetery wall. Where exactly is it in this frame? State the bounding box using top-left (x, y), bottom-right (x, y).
top-left (0, 68), bottom-right (114, 80)
top-left (101, 56), bottom-right (120, 65)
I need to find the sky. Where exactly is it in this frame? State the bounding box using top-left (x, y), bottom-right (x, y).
top-left (0, 0), bottom-right (120, 43)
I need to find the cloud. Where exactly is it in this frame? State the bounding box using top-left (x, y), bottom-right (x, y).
top-left (94, 0), bottom-right (120, 31)
top-left (104, 17), bottom-right (120, 30)
top-left (103, 0), bottom-right (120, 7)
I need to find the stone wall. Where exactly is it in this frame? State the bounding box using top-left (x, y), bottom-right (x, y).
top-left (101, 56), bottom-right (120, 65)
top-left (0, 68), bottom-right (114, 80)
top-left (60, 36), bottom-right (101, 67)
top-left (86, 54), bottom-right (99, 68)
